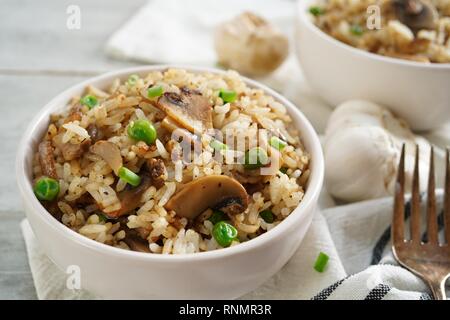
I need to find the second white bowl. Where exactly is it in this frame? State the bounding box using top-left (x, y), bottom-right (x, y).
top-left (295, 0), bottom-right (450, 131)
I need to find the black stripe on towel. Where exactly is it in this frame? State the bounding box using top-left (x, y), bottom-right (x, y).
top-left (364, 284), bottom-right (391, 300)
top-left (311, 277), bottom-right (347, 300)
top-left (371, 199), bottom-right (412, 265)
top-left (419, 292), bottom-right (432, 300)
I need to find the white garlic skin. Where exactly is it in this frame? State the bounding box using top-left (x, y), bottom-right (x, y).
top-left (214, 12), bottom-right (289, 77)
top-left (324, 100), bottom-right (430, 202)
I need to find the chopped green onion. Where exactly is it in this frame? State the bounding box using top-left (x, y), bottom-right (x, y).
top-left (269, 136), bottom-right (287, 151)
top-left (98, 213), bottom-right (108, 222)
top-left (127, 119), bottom-right (157, 145)
top-left (210, 139), bottom-right (228, 152)
top-left (212, 221), bottom-right (238, 247)
top-left (127, 74), bottom-right (139, 86)
top-left (244, 147), bottom-right (269, 170)
top-left (279, 167), bottom-right (288, 174)
top-left (80, 95), bottom-right (98, 109)
top-left (309, 6), bottom-right (325, 16)
top-left (314, 252), bottom-right (329, 273)
top-left (118, 167), bottom-right (141, 187)
top-left (147, 85), bottom-right (163, 98)
top-left (259, 210), bottom-right (274, 223)
top-left (33, 177), bottom-right (60, 201)
top-left (350, 24), bottom-right (364, 36)
top-left (209, 210), bottom-right (227, 225)
top-left (219, 89), bottom-right (237, 103)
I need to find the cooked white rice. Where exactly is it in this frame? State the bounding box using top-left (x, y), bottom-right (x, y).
top-left (32, 68), bottom-right (310, 254)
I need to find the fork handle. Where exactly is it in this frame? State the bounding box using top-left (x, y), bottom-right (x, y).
top-left (428, 278), bottom-right (448, 300)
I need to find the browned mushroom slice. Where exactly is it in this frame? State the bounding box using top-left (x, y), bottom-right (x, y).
top-left (38, 140), bottom-right (58, 179)
top-left (393, 0), bottom-right (438, 30)
top-left (124, 236), bottom-right (151, 253)
top-left (147, 158), bottom-right (166, 189)
top-left (90, 140), bottom-right (123, 175)
top-left (86, 124), bottom-right (104, 143)
top-left (165, 175), bottom-right (249, 220)
top-left (160, 116), bottom-right (179, 132)
top-left (52, 133), bottom-right (91, 161)
top-left (105, 174), bottom-right (152, 219)
top-left (161, 116), bottom-right (203, 154)
top-left (156, 88), bottom-right (212, 133)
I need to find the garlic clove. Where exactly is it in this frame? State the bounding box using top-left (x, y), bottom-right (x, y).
top-left (214, 12), bottom-right (289, 77)
top-left (324, 99), bottom-right (430, 202)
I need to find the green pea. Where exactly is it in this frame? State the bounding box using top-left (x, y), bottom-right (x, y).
top-left (127, 119), bottom-right (157, 145)
top-left (210, 139), bottom-right (228, 152)
top-left (147, 85), bottom-right (164, 98)
top-left (269, 136), bottom-right (287, 151)
top-left (219, 88), bottom-right (237, 103)
top-left (279, 167), bottom-right (288, 174)
top-left (244, 147), bottom-right (269, 170)
top-left (80, 95), bottom-right (98, 109)
top-left (33, 177), bottom-right (60, 201)
top-left (212, 221), bottom-right (238, 247)
top-left (118, 167), bottom-right (141, 187)
top-left (259, 210), bottom-right (274, 223)
top-left (127, 74), bottom-right (139, 86)
top-left (209, 210), bottom-right (227, 225)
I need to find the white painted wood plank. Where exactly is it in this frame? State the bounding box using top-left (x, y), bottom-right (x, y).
top-left (0, 0), bottom-right (147, 72)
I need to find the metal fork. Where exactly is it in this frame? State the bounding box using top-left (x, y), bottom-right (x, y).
top-left (392, 144), bottom-right (450, 300)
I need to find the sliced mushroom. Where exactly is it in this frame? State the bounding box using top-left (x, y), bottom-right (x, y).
top-left (90, 140), bottom-right (123, 175)
top-left (156, 88), bottom-right (212, 133)
top-left (165, 175), bottom-right (249, 220)
top-left (86, 124), bottom-right (104, 143)
top-left (52, 133), bottom-right (91, 161)
top-left (105, 173), bottom-right (152, 218)
top-left (64, 104), bottom-right (83, 123)
top-left (124, 236), bottom-right (151, 253)
top-left (38, 140), bottom-right (57, 178)
top-left (393, 0), bottom-right (438, 30)
top-left (161, 116), bottom-right (179, 132)
top-left (161, 116), bottom-right (203, 153)
top-left (147, 158), bottom-right (166, 189)
top-left (243, 181), bottom-right (265, 195)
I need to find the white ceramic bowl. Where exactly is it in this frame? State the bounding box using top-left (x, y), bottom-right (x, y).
top-left (16, 65), bottom-right (324, 299)
top-left (295, 0), bottom-right (450, 131)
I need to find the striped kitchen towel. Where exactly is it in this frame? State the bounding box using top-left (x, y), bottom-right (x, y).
top-left (314, 191), bottom-right (448, 300)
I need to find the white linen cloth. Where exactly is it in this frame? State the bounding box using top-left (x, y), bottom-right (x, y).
top-left (22, 193), bottom-right (447, 300)
top-left (21, 0), bottom-right (450, 300)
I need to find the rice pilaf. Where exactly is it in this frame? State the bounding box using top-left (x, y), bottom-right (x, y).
top-left (32, 68), bottom-right (310, 254)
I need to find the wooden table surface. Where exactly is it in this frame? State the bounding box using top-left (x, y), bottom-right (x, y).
top-left (2, 0), bottom-right (449, 301)
top-left (0, 0), bottom-right (147, 299)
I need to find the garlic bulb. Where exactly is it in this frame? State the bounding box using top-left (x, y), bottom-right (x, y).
top-left (324, 100), bottom-right (430, 202)
top-left (214, 12), bottom-right (289, 76)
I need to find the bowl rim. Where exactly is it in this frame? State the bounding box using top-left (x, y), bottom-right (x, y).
top-left (16, 65), bottom-right (324, 262)
top-left (297, 0), bottom-right (450, 70)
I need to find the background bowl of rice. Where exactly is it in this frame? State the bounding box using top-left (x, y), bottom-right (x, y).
top-left (295, 0), bottom-right (450, 131)
top-left (16, 65), bottom-right (324, 299)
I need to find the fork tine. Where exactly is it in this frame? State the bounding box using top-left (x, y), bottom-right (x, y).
top-left (426, 146), bottom-right (438, 244)
top-left (393, 144), bottom-right (405, 246)
top-left (444, 148), bottom-right (450, 244)
top-left (410, 144), bottom-right (421, 243)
